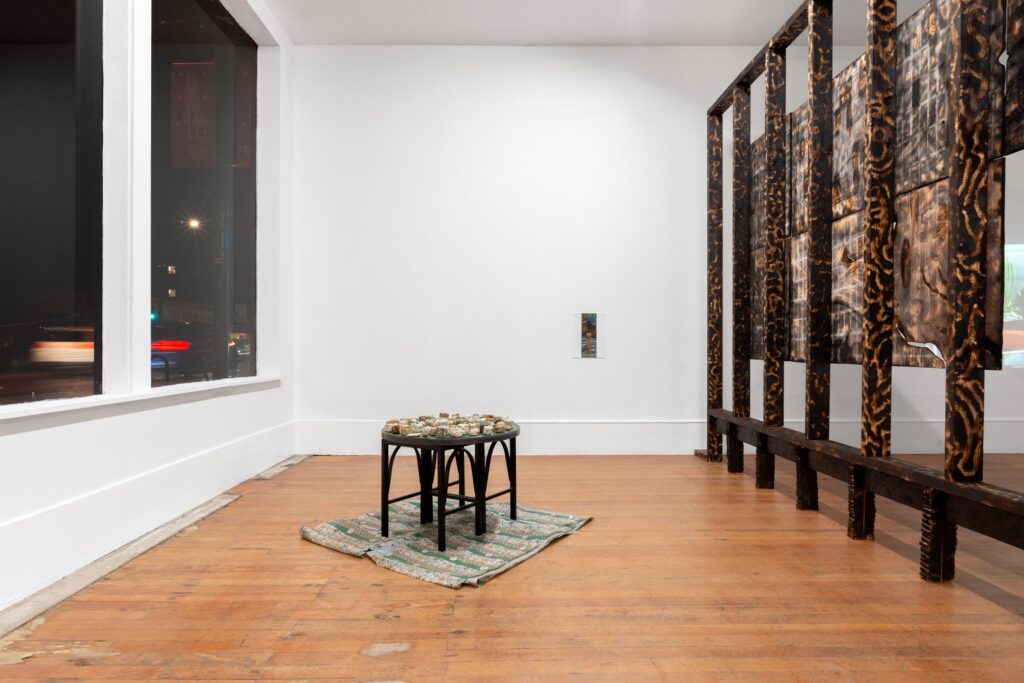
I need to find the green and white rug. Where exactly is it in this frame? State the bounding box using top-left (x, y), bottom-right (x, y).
top-left (300, 501), bottom-right (590, 588)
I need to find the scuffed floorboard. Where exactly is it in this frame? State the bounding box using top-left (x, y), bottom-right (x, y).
top-left (0, 455), bottom-right (1021, 680)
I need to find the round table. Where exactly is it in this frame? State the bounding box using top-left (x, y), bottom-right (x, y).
top-left (380, 425), bottom-right (519, 551)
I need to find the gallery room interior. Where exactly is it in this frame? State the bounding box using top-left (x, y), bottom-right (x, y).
top-left (1, 0), bottom-right (1023, 678)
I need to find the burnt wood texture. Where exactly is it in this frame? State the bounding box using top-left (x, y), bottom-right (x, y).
top-left (751, 135), bottom-right (768, 253)
top-left (895, 0), bottom-right (953, 196)
top-left (702, 0), bottom-right (1021, 582)
top-left (832, 212), bottom-right (865, 364)
top-left (796, 0), bottom-right (833, 514)
top-left (703, 114), bottom-right (724, 463)
top-left (832, 55), bottom-right (868, 221)
top-left (730, 88), bottom-right (753, 474)
top-left (760, 46), bottom-right (789, 490)
top-left (989, 0), bottom-right (1006, 159)
top-left (855, 0), bottom-right (898, 541)
top-left (789, 104), bottom-right (812, 238)
top-left (779, 0), bottom-right (1005, 372)
top-left (751, 246), bottom-right (767, 361)
top-left (805, 0), bottom-right (833, 446)
top-left (944, 0), bottom-right (991, 484)
top-left (1005, 0), bottom-right (1024, 151)
top-left (891, 175), bottom-right (1005, 370)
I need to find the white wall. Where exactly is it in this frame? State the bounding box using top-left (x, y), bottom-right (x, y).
top-left (0, 0), bottom-right (297, 612)
top-left (292, 45), bottom-right (757, 455)
top-left (291, 44), bottom-right (1024, 456)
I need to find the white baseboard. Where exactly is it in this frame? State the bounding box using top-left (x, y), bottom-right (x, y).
top-left (294, 417), bottom-right (1024, 456)
top-left (0, 421), bottom-right (294, 612)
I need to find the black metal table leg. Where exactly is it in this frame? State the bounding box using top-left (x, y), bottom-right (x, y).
top-left (381, 439), bottom-right (389, 537)
top-left (456, 448), bottom-right (466, 498)
top-left (417, 447), bottom-right (433, 524)
top-left (380, 425), bottom-right (521, 550)
top-left (474, 441), bottom-right (487, 535)
top-left (436, 445), bottom-right (447, 551)
top-left (509, 437), bottom-right (517, 520)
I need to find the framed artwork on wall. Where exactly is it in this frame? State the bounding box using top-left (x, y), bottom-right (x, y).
top-left (572, 312), bottom-right (605, 359)
top-left (581, 313), bottom-right (597, 358)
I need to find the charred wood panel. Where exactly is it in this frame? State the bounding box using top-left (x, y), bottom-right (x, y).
top-left (895, 0), bottom-right (953, 196)
top-left (833, 55), bottom-right (868, 220)
top-left (732, 87), bottom-right (753, 419)
top-left (832, 211), bottom-right (866, 365)
top-left (805, 0), bottom-right (834, 453)
top-left (1005, 0), bottom-right (1024, 151)
top-left (752, 126), bottom-right (791, 252)
top-left (764, 48), bottom-right (789, 429)
top-left (891, 174), bottom-right (1002, 370)
top-left (788, 232), bottom-right (809, 362)
top-left (989, 0), bottom-right (1006, 158)
top-left (705, 114), bottom-right (725, 462)
top-left (893, 182), bottom-right (951, 369)
top-left (751, 246), bottom-right (767, 360)
top-left (986, 159), bottom-right (1005, 369)
top-left (729, 88), bottom-right (753, 473)
top-left (789, 103), bottom-right (812, 236)
top-left (752, 134), bottom-right (767, 251)
top-left (861, 0), bottom-right (898, 462)
top-left (856, 0), bottom-right (898, 541)
top-left (944, 0), bottom-right (991, 483)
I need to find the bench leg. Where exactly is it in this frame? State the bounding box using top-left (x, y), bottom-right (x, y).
top-left (847, 464), bottom-right (875, 540)
top-left (795, 450), bottom-right (819, 511)
top-left (726, 434), bottom-right (744, 473)
top-left (755, 436), bottom-right (774, 489)
top-left (920, 488), bottom-right (956, 582)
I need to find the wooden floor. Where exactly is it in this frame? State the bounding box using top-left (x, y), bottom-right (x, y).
top-left (1, 454), bottom-right (1022, 681)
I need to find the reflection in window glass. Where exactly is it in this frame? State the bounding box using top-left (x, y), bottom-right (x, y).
top-left (1006, 154), bottom-right (1024, 368)
top-left (1006, 246), bottom-right (1024, 367)
top-left (152, 0), bottom-right (257, 386)
top-left (0, 1), bottom-right (103, 405)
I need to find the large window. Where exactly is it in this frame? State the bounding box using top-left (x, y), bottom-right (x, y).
top-left (0, 1), bottom-right (103, 405)
top-left (151, 0), bottom-right (257, 386)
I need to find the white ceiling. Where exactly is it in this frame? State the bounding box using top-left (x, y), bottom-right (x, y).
top-left (261, 0), bottom-right (930, 47)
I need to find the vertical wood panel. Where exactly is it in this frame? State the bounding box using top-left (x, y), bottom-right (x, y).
top-left (989, 0), bottom-right (1005, 159)
top-left (855, 0), bottom-right (898, 540)
top-left (759, 48), bottom-right (788, 489)
top-left (763, 51), bottom-right (787, 427)
top-left (944, 0), bottom-right (990, 483)
top-left (1004, 0), bottom-right (1024, 151)
top-left (704, 114), bottom-right (725, 463)
top-left (800, 0), bottom-right (833, 511)
top-left (729, 88), bottom-right (752, 473)
top-left (805, 0), bottom-right (833, 441)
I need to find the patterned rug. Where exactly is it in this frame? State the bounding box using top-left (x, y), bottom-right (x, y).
top-left (300, 501), bottom-right (590, 588)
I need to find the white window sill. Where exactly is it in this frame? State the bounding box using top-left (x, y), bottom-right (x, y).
top-left (0, 375), bottom-right (282, 424)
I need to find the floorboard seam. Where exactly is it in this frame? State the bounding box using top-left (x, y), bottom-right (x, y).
top-left (0, 493), bottom-right (239, 638)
